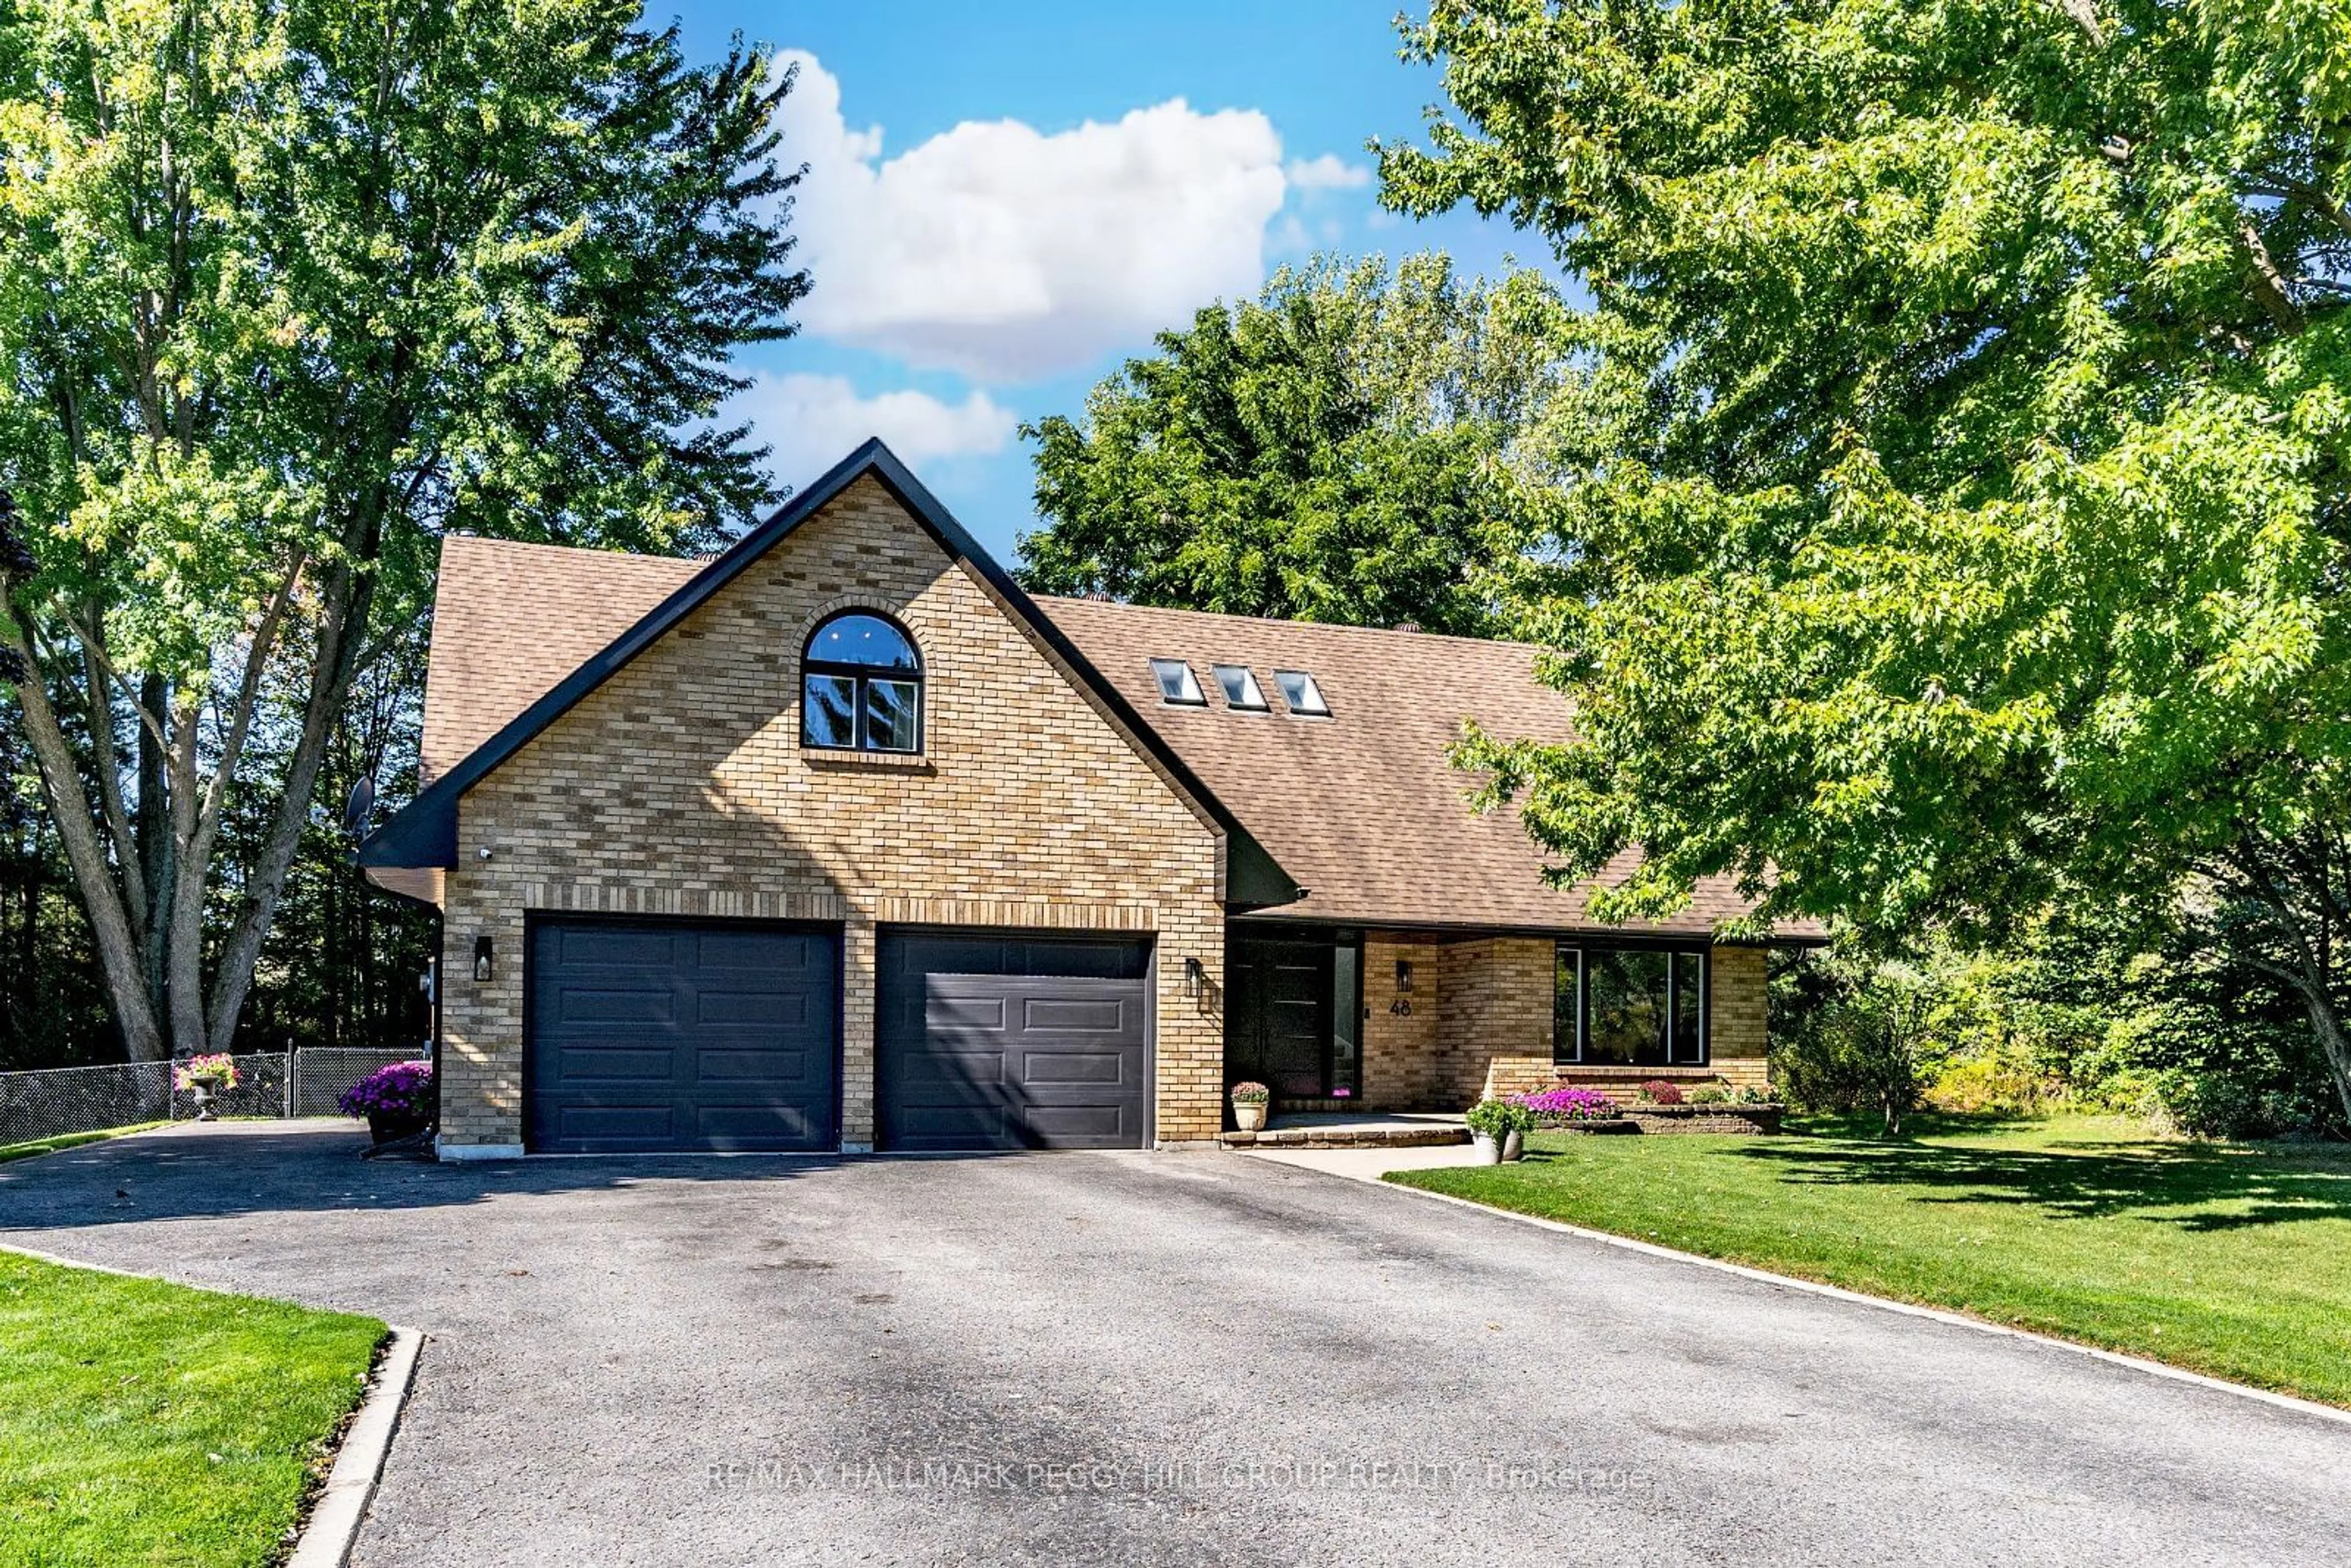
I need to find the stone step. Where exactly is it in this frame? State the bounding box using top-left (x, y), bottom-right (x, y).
top-left (1219, 1125), bottom-right (1472, 1150)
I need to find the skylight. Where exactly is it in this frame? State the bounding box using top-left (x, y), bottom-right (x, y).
top-left (1213, 664), bottom-right (1268, 710)
top-left (1149, 658), bottom-right (1205, 705)
top-left (1274, 669), bottom-right (1329, 716)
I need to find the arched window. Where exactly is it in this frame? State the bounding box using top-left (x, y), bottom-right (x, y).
top-left (801, 612), bottom-right (923, 752)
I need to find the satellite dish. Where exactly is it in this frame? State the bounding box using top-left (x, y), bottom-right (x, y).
top-left (342, 776), bottom-right (377, 836)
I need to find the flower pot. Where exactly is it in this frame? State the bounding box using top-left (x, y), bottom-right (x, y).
top-left (1471, 1132), bottom-right (1502, 1165)
top-left (367, 1109), bottom-right (430, 1146)
top-left (1501, 1129), bottom-right (1524, 1162)
top-left (190, 1076), bottom-right (226, 1122)
top-left (1232, 1101), bottom-right (1268, 1133)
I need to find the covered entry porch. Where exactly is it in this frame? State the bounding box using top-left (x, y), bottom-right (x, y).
top-left (1220, 920), bottom-right (1773, 1126)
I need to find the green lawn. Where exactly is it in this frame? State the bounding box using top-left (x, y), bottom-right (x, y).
top-left (0, 1252), bottom-right (386, 1566)
top-left (0, 1125), bottom-right (168, 1165)
top-left (1389, 1114), bottom-right (2351, 1406)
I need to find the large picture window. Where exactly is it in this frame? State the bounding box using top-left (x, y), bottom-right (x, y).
top-left (801, 612), bottom-right (923, 753)
top-left (1553, 944), bottom-right (1708, 1065)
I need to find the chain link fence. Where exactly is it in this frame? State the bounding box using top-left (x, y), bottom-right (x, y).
top-left (0, 1048), bottom-right (429, 1148)
top-left (289, 1048), bottom-right (427, 1118)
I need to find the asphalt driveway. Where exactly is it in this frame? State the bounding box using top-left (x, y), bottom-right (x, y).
top-left (4, 1122), bottom-right (2348, 1566)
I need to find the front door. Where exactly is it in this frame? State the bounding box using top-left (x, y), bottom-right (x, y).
top-left (1228, 936), bottom-right (1333, 1100)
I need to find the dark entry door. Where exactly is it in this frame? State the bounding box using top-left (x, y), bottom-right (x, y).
top-left (1228, 936), bottom-right (1333, 1099)
top-left (877, 931), bottom-right (1153, 1151)
top-left (527, 918), bottom-right (839, 1153)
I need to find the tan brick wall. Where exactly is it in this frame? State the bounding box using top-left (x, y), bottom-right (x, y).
top-left (1709, 945), bottom-right (1768, 1063)
top-left (1434, 937), bottom-right (1556, 1105)
top-left (1359, 937), bottom-right (1441, 1108)
top-left (437, 476), bottom-right (1229, 1150)
top-left (1347, 936), bottom-right (1772, 1111)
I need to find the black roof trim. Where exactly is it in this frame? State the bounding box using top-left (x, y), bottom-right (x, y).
top-left (360, 439), bottom-right (1301, 906)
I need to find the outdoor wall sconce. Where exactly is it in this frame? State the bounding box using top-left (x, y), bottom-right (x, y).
top-left (473, 934), bottom-right (494, 983)
top-left (1395, 959), bottom-right (1415, 994)
top-left (1182, 956), bottom-right (1205, 999)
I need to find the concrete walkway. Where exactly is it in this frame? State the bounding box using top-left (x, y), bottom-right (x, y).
top-left (1243, 1141), bottom-right (1489, 1179)
top-left (3, 1122), bottom-right (2348, 1566)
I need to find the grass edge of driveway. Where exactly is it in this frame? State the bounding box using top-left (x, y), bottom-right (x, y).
top-left (0, 1249), bottom-right (388, 1566)
top-left (1384, 1116), bottom-right (2351, 1409)
top-left (0, 1123), bottom-right (171, 1165)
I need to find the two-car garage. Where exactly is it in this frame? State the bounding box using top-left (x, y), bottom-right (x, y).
top-left (525, 917), bottom-right (1153, 1154)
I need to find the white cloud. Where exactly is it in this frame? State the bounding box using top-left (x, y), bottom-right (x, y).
top-left (772, 51), bottom-right (1289, 383)
top-left (1285, 153), bottom-right (1371, 190)
top-left (731, 372), bottom-right (1018, 487)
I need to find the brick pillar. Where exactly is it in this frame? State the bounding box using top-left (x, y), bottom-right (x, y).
top-left (1360, 936), bottom-right (1441, 1109)
top-left (1152, 913), bottom-right (1226, 1146)
top-left (839, 917), bottom-right (877, 1152)
top-left (435, 860), bottom-right (527, 1157)
top-left (1709, 945), bottom-right (1770, 1092)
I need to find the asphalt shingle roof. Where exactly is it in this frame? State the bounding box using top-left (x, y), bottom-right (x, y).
top-left (416, 536), bottom-right (1795, 938)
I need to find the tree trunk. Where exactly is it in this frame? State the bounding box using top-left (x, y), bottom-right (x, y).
top-left (136, 670), bottom-right (173, 1008)
top-left (2295, 980), bottom-right (2351, 1130)
top-left (17, 867), bottom-right (33, 1059)
top-left (2217, 830), bottom-right (2351, 1128)
top-left (204, 561), bottom-right (374, 1051)
top-left (163, 700), bottom-right (211, 1058)
top-left (2, 659), bottom-right (166, 1059)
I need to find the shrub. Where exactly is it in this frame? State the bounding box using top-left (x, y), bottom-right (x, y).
top-left (1925, 1045), bottom-right (2067, 1117)
top-left (1770, 956), bottom-right (1955, 1133)
top-left (1513, 1086), bottom-right (1620, 1124)
top-left (1226, 1081), bottom-right (1270, 1105)
top-left (173, 1052), bottom-right (240, 1091)
top-left (337, 1061), bottom-right (435, 1122)
top-left (1638, 1079), bottom-right (1684, 1106)
top-left (1685, 1084), bottom-right (1729, 1105)
top-left (2139, 1070), bottom-right (2320, 1141)
top-left (1466, 1097), bottom-right (1536, 1138)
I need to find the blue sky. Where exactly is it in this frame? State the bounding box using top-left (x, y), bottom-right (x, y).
top-left (661, 1), bottom-right (1537, 560)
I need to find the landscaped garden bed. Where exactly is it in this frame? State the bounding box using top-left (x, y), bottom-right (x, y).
top-left (1622, 1102), bottom-right (1784, 1135)
top-left (1513, 1082), bottom-right (1784, 1136)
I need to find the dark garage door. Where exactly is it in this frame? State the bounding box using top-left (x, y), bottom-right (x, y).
top-left (877, 931), bottom-right (1153, 1151)
top-left (527, 918), bottom-right (839, 1153)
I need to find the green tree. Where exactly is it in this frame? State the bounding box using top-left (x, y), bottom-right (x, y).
top-left (1774, 953), bottom-right (1957, 1136)
top-left (0, 1), bottom-right (808, 1062)
top-left (1018, 253), bottom-right (1568, 636)
top-left (1380, 1), bottom-right (2351, 1120)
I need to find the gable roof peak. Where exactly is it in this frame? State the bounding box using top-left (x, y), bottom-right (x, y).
top-left (360, 441), bottom-right (1297, 907)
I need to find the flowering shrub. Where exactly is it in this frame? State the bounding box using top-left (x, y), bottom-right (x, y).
top-left (339, 1060), bottom-right (435, 1122)
top-left (1465, 1097), bottom-right (1536, 1138)
top-left (1638, 1079), bottom-right (1684, 1105)
top-left (1227, 1081), bottom-right (1271, 1105)
top-left (1513, 1086), bottom-right (1621, 1123)
top-left (173, 1053), bottom-right (240, 1091)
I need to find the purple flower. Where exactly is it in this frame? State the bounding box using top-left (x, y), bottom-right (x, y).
top-left (339, 1061), bottom-right (435, 1120)
top-left (1512, 1086), bottom-right (1621, 1122)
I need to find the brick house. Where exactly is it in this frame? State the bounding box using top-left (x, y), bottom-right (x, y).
top-left (361, 442), bottom-right (1815, 1157)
